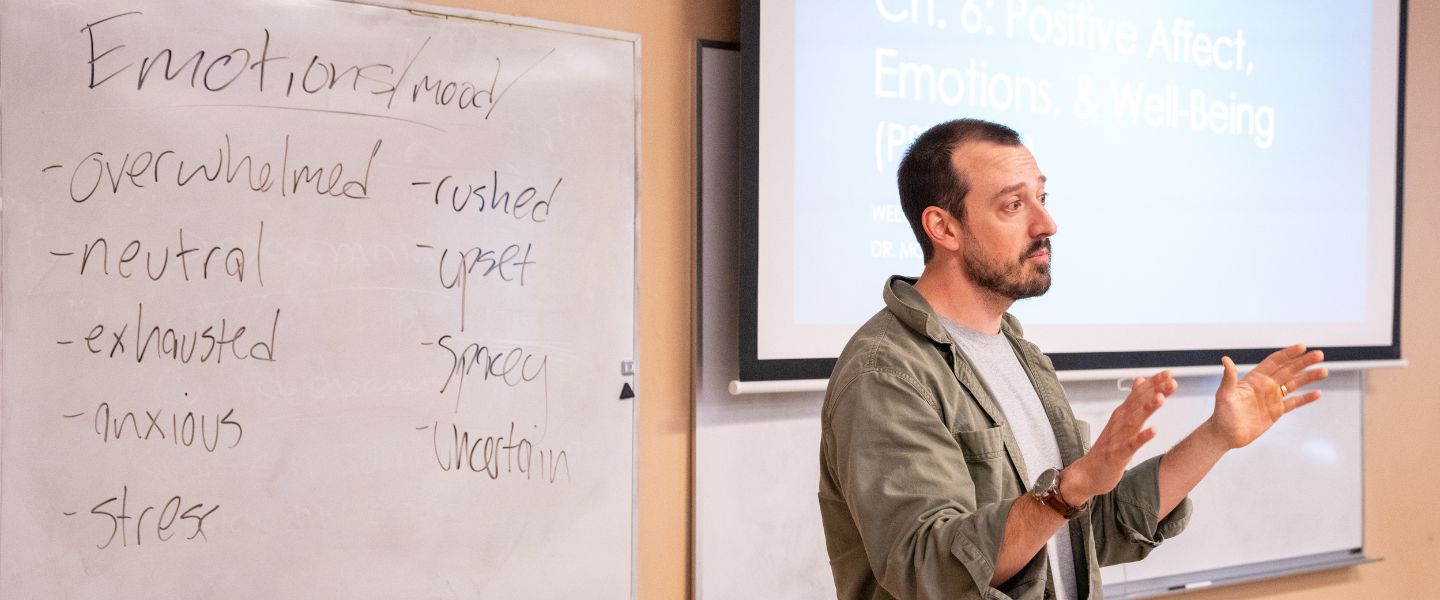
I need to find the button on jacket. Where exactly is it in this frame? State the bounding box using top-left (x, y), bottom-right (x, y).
top-left (819, 276), bottom-right (1192, 600)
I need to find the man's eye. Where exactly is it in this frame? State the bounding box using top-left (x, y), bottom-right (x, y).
top-left (1008, 200), bottom-right (1023, 211)
top-left (1039, 193), bottom-right (1049, 205)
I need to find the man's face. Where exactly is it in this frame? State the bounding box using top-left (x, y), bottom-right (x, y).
top-left (949, 141), bottom-right (1057, 300)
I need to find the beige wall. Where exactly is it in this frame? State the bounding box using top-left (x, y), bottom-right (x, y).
top-left (430, 1), bottom-right (1434, 598)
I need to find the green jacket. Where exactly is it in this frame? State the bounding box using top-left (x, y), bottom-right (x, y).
top-left (819, 276), bottom-right (1192, 600)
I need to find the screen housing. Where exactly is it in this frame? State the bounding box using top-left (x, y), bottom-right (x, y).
top-left (738, 0), bottom-right (1406, 382)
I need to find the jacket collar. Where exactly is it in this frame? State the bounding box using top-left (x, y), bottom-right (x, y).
top-left (882, 276), bottom-right (1012, 432)
top-left (883, 275), bottom-right (1083, 480)
top-left (882, 275), bottom-right (1026, 342)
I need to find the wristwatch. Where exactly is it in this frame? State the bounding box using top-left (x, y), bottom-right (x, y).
top-left (1031, 468), bottom-right (1088, 520)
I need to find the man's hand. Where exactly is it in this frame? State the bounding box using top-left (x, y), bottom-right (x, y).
top-left (1061, 371), bottom-right (1177, 504)
top-left (1152, 345), bottom-right (1329, 517)
top-left (993, 371), bottom-right (1176, 586)
top-left (1204, 344), bottom-right (1328, 449)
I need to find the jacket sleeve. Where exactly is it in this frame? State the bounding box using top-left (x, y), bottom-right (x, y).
top-left (1089, 455), bottom-right (1194, 567)
top-left (822, 368), bottom-right (1049, 600)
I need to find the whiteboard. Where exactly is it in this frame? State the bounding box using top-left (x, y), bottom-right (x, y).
top-left (696, 43), bottom-right (1364, 599)
top-left (0, 2), bottom-right (638, 598)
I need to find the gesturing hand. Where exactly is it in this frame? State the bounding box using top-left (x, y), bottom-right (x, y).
top-left (1062, 371), bottom-right (1177, 502)
top-left (1208, 344), bottom-right (1328, 449)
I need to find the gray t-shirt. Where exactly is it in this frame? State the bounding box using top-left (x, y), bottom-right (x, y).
top-left (940, 317), bottom-right (1078, 600)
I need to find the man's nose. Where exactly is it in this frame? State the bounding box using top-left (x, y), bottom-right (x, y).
top-left (1031, 202), bottom-right (1058, 238)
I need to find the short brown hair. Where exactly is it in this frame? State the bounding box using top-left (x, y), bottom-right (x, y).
top-left (897, 119), bottom-right (1022, 262)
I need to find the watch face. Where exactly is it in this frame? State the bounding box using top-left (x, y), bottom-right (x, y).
top-left (1033, 468), bottom-right (1059, 495)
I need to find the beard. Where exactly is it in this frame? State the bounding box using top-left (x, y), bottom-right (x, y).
top-left (963, 237), bottom-right (1053, 300)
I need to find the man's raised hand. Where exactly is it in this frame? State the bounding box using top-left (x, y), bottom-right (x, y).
top-left (1205, 344), bottom-right (1328, 449)
top-left (1061, 371), bottom-right (1177, 503)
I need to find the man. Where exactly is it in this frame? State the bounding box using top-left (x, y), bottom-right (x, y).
top-left (818, 119), bottom-right (1328, 600)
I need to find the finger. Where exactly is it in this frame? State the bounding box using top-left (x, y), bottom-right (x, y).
top-left (1274, 350), bottom-right (1326, 385)
top-left (1289, 348), bottom-right (1325, 369)
top-left (1254, 343), bottom-right (1308, 377)
top-left (1129, 427), bottom-right (1157, 452)
top-left (1153, 371), bottom-right (1178, 396)
top-left (1147, 392), bottom-right (1166, 415)
top-left (1283, 390), bottom-right (1323, 413)
top-left (1145, 370), bottom-right (1172, 391)
top-left (1117, 392), bottom-right (1165, 437)
top-left (1119, 376), bottom-right (1153, 414)
top-left (1109, 390), bottom-right (1161, 438)
top-left (1282, 367), bottom-right (1330, 393)
top-left (1218, 356), bottom-right (1238, 397)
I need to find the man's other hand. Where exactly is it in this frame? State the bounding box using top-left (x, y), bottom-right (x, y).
top-left (1203, 344), bottom-right (1328, 450)
top-left (1061, 371), bottom-right (1177, 503)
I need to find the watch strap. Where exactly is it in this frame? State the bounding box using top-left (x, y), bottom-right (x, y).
top-left (1039, 486), bottom-right (1083, 520)
top-left (1035, 468), bottom-right (1088, 520)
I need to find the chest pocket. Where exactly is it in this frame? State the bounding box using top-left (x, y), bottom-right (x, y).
top-left (952, 425), bottom-right (1015, 507)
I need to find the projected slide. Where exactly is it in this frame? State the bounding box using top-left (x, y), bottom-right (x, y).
top-left (753, 0), bottom-right (1399, 364)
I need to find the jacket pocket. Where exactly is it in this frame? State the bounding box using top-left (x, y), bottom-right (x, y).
top-left (953, 425), bottom-right (1011, 506)
top-left (953, 425), bottom-right (1006, 462)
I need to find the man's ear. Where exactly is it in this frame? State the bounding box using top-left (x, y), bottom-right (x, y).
top-left (922, 205), bottom-right (962, 255)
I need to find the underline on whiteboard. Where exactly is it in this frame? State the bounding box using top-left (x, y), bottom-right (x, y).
top-left (174, 103), bottom-right (447, 133)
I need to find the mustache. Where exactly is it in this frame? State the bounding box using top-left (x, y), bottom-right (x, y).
top-left (1022, 238), bottom-right (1051, 259)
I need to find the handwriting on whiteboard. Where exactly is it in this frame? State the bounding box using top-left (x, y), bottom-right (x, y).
top-left (80, 11), bottom-right (552, 120)
top-left (35, 5), bottom-right (581, 557)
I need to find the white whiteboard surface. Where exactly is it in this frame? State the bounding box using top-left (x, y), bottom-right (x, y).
top-left (696, 44), bottom-right (1362, 599)
top-left (0, 2), bottom-right (638, 598)
top-left (1070, 375), bottom-right (1364, 588)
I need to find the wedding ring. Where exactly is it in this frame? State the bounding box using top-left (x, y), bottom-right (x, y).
top-left (1280, 384), bottom-right (1290, 397)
